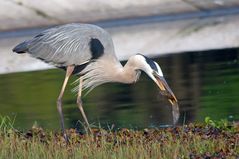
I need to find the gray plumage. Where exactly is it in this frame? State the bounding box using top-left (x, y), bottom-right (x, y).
top-left (13, 24), bottom-right (115, 66)
top-left (13, 23), bottom-right (121, 91)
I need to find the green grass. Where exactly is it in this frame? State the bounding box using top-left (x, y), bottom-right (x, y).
top-left (0, 117), bottom-right (238, 159)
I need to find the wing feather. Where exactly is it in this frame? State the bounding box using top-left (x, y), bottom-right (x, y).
top-left (24, 24), bottom-right (113, 66)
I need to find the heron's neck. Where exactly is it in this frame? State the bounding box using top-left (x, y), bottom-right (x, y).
top-left (113, 60), bottom-right (139, 84)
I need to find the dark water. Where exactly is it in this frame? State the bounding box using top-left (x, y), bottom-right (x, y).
top-left (0, 48), bottom-right (239, 130)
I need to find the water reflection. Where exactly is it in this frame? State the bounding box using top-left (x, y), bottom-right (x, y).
top-left (0, 48), bottom-right (238, 130)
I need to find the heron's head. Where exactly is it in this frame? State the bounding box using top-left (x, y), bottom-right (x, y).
top-left (132, 54), bottom-right (179, 124)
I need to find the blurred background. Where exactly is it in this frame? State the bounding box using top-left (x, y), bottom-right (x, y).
top-left (0, 0), bottom-right (239, 130)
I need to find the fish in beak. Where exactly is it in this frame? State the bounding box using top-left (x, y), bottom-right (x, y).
top-left (153, 71), bottom-right (180, 125)
top-left (133, 54), bottom-right (179, 125)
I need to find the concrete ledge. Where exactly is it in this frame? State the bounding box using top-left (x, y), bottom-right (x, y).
top-left (1, 0), bottom-right (239, 31)
top-left (1, 13), bottom-right (239, 74)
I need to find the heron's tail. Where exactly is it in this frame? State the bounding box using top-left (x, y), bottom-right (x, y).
top-left (12, 41), bottom-right (29, 54)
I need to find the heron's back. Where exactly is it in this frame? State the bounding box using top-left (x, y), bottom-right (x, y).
top-left (13, 23), bottom-right (116, 66)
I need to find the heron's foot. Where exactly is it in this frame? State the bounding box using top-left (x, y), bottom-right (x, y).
top-left (81, 121), bottom-right (92, 134)
top-left (88, 126), bottom-right (93, 134)
top-left (63, 132), bottom-right (69, 143)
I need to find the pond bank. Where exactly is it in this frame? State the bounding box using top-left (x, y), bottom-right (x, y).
top-left (0, 120), bottom-right (238, 159)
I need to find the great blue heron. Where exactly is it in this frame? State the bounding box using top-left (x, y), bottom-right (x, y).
top-left (13, 23), bottom-right (179, 140)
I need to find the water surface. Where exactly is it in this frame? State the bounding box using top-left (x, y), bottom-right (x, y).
top-left (0, 48), bottom-right (238, 130)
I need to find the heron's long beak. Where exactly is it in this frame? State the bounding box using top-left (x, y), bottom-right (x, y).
top-left (152, 72), bottom-right (180, 125)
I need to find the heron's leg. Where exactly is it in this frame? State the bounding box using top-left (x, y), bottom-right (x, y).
top-left (76, 77), bottom-right (92, 133)
top-left (57, 65), bottom-right (74, 141)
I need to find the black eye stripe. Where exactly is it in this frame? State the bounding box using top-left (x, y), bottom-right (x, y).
top-left (136, 53), bottom-right (158, 72)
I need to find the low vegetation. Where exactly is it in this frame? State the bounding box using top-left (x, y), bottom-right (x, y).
top-left (0, 116), bottom-right (238, 159)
